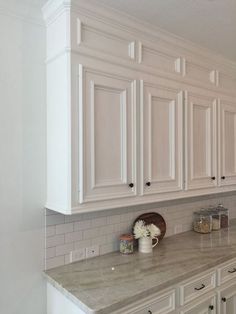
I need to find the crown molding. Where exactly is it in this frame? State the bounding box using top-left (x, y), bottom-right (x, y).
top-left (42, 0), bottom-right (236, 71)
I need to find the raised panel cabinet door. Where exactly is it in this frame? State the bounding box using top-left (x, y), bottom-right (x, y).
top-left (219, 283), bottom-right (236, 314)
top-left (79, 66), bottom-right (137, 203)
top-left (185, 91), bottom-right (217, 190)
top-left (140, 80), bottom-right (183, 195)
top-left (218, 101), bottom-right (236, 186)
top-left (180, 294), bottom-right (216, 314)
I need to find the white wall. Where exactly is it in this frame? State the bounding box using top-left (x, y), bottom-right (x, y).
top-left (0, 2), bottom-right (46, 314)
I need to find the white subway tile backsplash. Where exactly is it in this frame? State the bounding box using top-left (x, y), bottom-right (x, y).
top-left (83, 227), bottom-right (100, 240)
top-left (46, 247), bottom-right (56, 259)
top-left (47, 214), bottom-right (65, 226)
top-left (65, 231), bottom-right (83, 243)
top-left (74, 239), bottom-right (91, 250)
top-left (91, 217), bottom-right (107, 228)
top-left (46, 234), bottom-right (64, 248)
top-left (46, 256), bottom-right (65, 269)
top-left (46, 225), bottom-right (55, 237)
top-left (45, 193), bottom-right (236, 270)
top-left (74, 220), bottom-right (91, 231)
top-left (56, 243), bottom-right (74, 256)
top-left (107, 215), bottom-right (120, 225)
top-left (56, 223), bottom-right (74, 235)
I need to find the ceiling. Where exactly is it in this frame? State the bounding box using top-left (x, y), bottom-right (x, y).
top-left (39, 0), bottom-right (236, 62)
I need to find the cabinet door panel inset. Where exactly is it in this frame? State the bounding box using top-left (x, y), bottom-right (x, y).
top-left (185, 92), bottom-right (217, 190)
top-left (219, 102), bottom-right (236, 186)
top-left (140, 81), bottom-right (183, 195)
top-left (79, 66), bottom-right (136, 203)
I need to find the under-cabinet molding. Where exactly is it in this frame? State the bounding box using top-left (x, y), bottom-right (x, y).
top-left (43, 0), bottom-right (236, 214)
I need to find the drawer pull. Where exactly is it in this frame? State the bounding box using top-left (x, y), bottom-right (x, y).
top-left (209, 305), bottom-right (214, 310)
top-left (129, 183), bottom-right (134, 188)
top-left (194, 284), bottom-right (205, 291)
top-left (222, 297), bottom-right (227, 303)
top-left (148, 311), bottom-right (152, 314)
top-left (228, 268), bottom-right (236, 273)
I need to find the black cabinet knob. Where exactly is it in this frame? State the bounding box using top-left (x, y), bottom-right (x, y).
top-left (222, 297), bottom-right (227, 303)
top-left (221, 176), bottom-right (226, 180)
top-left (146, 182), bottom-right (151, 186)
top-left (211, 177), bottom-right (216, 180)
top-left (148, 311), bottom-right (152, 314)
top-left (209, 305), bottom-right (214, 310)
top-left (129, 183), bottom-right (134, 188)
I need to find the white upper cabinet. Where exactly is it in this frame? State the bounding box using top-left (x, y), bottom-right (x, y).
top-left (218, 100), bottom-right (236, 186)
top-left (79, 66), bottom-right (137, 203)
top-left (43, 0), bottom-right (236, 214)
top-left (185, 91), bottom-right (217, 190)
top-left (140, 80), bottom-right (183, 195)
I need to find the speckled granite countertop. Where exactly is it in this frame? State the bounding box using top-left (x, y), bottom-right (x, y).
top-left (45, 221), bottom-right (236, 314)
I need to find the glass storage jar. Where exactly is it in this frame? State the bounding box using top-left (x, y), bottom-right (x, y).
top-left (217, 204), bottom-right (229, 228)
top-left (119, 234), bottom-right (134, 254)
top-left (193, 210), bottom-right (212, 234)
top-left (207, 207), bottom-right (221, 231)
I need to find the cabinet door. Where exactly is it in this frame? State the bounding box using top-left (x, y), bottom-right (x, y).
top-left (185, 91), bottom-right (217, 190)
top-left (79, 66), bottom-right (137, 203)
top-left (180, 294), bottom-right (216, 314)
top-left (219, 282), bottom-right (236, 314)
top-left (218, 101), bottom-right (236, 186)
top-left (140, 80), bottom-right (183, 195)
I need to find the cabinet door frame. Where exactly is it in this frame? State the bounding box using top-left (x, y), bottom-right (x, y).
top-left (78, 65), bottom-right (137, 204)
top-left (218, 99), bottom-right (236, 186)
top-left (184, 90), bottom-right (217, 190)
top-left (218, 281), bottom-right (236, 314)
top-left (140, 79), bottom-right (183, 196)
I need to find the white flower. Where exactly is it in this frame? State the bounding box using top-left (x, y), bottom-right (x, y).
top-left (147, 224), bottom-right (161, 238)
top-left (133, 220), bottom-right (149, 239)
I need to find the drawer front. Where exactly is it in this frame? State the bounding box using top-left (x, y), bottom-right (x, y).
top-left (121, 290), bottom-right (175, 314)
top-left (218, 259), bottom-right (236, 285)
top-left (179, 271), bottom-right (216, 305)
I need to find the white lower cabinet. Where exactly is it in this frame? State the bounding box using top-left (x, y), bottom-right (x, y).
top-left (219, 282), bottom-right (236, 314)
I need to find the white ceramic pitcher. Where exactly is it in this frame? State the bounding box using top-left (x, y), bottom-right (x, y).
top-left (138, 237), bottom-right (158, 253)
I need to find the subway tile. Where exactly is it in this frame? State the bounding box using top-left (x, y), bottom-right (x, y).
top-left (64, 254), bottom-right (71, 265)
top-left (46, 214), bottom-right (65, 226)
top-left (83, 227), bottom-right (100, 240)
top-left (46, 234), bottom-right (64, 248)
top-left (99, 224), bottom-right (114, 235)
top-left (46, 225), bottom-right (55, 237)
top-left (65, 231), bottom-right (83, 243)
top-left (64, 214), bottom-right (81, 223)
top-left (74, 220), bottom-right (91, 231)
top-left (56, 243), bottom-right (74, 256)
top-left (56, 223), bottom-right (74, 235)
top-left (46, 256), bottom-right (65, 270)
top-left (91, 217), bottom-right (107, 228)
top-left (46, 247), bottom-right (56, 259)
top-left (91, 235), bottom-right (107, 246)
top-left (74, 239), bottom-right (91, 250)
top-left (107, 215), bottom-right (120, 225)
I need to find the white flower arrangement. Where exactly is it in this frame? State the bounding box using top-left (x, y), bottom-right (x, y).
top-left (133, 220), bottom-right (161, 239)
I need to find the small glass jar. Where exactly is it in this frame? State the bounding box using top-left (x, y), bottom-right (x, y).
top-left (119, 234), bottom-right (134, 254)
top-left (193, 210), bottom-right (212, 234)
top-left (207, 207), bottom-right (221, 231)
top-left (217, 204), bottom-right (229, 228)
